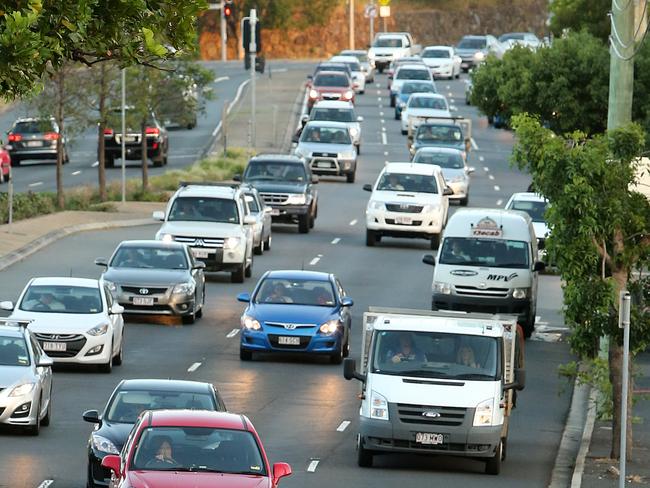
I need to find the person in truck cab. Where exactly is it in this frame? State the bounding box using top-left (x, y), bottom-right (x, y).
top-left (448, 240), bottom-right (471, 262)
top-left (457, 345), bottom-right (479, 368)
top-left (387, 333), bottom-right (426, 364)
top-left (386, 173), bottom-right (405, 191)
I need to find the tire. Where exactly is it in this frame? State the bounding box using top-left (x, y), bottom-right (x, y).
top-left (264, 235), bottom-right (272, 251)
top-left (12, 157), bottom-right (20, 166)
top-left (87, 465), bottom-right (97, 488)
top-left (254, 241), bottom-right (263, 255)
top-left (26, 399), bottom-right (41, 436)
top-left (522, 310), bottom-right (535, 339)
top-left (346, 171), bottom-right (356, 183)
top-left (485, 439), bottom-right (503, 475)
top-left (245, 257), bottom-right (253, 278)
top-left (196, 305), bottom-right (203, 319)
top-left (343, 336), bottom-right (350, 358)
top-left (231, 262), bottom-right (245, 283)
top-left (112, 338), bottom-right (123, 366)
top-left (105, 155), bottom-right (115, 168)
top-left (360, 90), bottom-right (365, 95)
top-left (378, 66), bottom-right (384, 74)
top-left (460, 196), bottom-right (469, 206)
top-left (357, 439), bottom-right (374, 467)
top-left (356, 144), bottom-right (361, 155)
top-left (366, 229), bottom-right (377, 247)
top-left (182, 308), bottom-right (196, 325)
top-left (390, 95), bottom-right (395, 107)
top-left (99, 346), bottom-right (113, 374)
top-left (330, 344), bottom-right (344, 364)
top-left (153, 157), bottom-right (164, 168)
top-left (430, 234), bottom-right (440, 250)
top-left (401, 129), bottom-right (407, 135)
top-left (309, 209), bottom-right (315, 228)
top-left (41, 396), bottom-right (51, 427)
top-left (240, 348), bottom-right (253, 361)
top-left (63, 152), bottom-right (70, 165)
top-left (394, 111), bottom-right (400, 120)
top-left (298, 214), bottom-right (310, 234)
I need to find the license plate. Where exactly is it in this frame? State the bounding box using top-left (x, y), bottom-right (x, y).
top-left (395, 216), bottom-right (412, 225)
top-left (415, 432), bottom-right (444, 445)
top-left (192, 248), bottom-right (211, 259)
top-left (133, 297), bottom-right (154, 306)
top-left (278, 336), bottom-right (300, 346)
top-left (43, 342), bottom-right (66, 352)
top-left (270, 208), bottom-right (280, 216)
top-left (123, 135), bottom-right (137, 142)
top-left (316, 161), bottom-right (332, 168)
top-left (26, 141), bottom-right (43, 147)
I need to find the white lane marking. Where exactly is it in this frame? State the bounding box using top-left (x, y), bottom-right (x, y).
top-left (496, 199), bottom-right (503, 206)
top-left (448, 91), bottom-right (453, 97)
top-left (212, 79), bottom-right (251, 137)
top-left (470, 137), bottom-right (479, 150)
top-left (479, 155), bottom-right (485, 162)
top-left (337, 420), bottom-right (351, 432)
top-left (381, 126), bottom-right (386, 132)
top-left (379, 111), bottom-right (384, 116)
top-left (28, 181), bottom-right (43, 188)
top-left (483, 166), bottom-right (490, 172)
top-left (384, 151), bottom-right (389, 156)
top-left (349, 219), bottom-right (358, 226)
top-left (450, 105), bottom-right (457, 111)
top-left (375, 83), bottom-right (381, 88)
top-left (272, 68), bottom-right (288, 73)
top-left (494, 185), bottom-right (501, 191)
top-left (214, 76), bottom-right (230, 83)
top-left (36, 481), bottom-right (53, 488)
top-left (71, 170), bottom-right (82, 176)
top-left (187, 362), bottom-right (202, 372)
top-left (309, 255), bottom-right (322, 266)
top-left (446, 85), bottom-right (451, 90)
top-left (380, 119), bottom-right (385, 124)
top-left (385, 160), bottom-right (389, 165)
top-left (381, 132), bottom-right (387, 145)
top-left (450, 99), bottom-right (456, 104)
top-left (378, 97), bottom-right (382, 102)
top-left (378, 104), bottom-right (383, 108)
top-left (307, 460), bottom-right (320, 472)
top-left (331, 238), bottom-right (341, 244)
top-left (226, 329), bottom-right (240, 338)
top-left (92, 161), bottom-right (99, 167)
top-left (488, 174), bottom-right (495, 180)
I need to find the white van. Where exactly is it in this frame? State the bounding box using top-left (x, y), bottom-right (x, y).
top-left (422, 209), bottom-right (545, 337)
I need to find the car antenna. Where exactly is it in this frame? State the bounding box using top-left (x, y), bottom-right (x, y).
top-left (301, 259), bottom-right (305, 271)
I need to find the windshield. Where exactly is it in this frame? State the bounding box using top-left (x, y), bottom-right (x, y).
top-left (508, 199), bottom-right (548, 223)
top-left (254, 278), bottom-right (336, 306)
top-left (409, 96), bottom-right (447, 110)
top-left (416, 125), bottom-right (462, 142)
top-left (371, 331), bottom-right (498, 380)
top-left (414, 151), bottom-right (464, 169)
top-left (301, 126), bottom-right (351, 144)
top-left (499, 33), bottom-right (525, 42)
top-left (401, 82), bottom-right (435, 95)
top-left (105, 390), bottom-right (216, 423)
top-left (0, 336), bottom-right (30, 366)
top-left (439, 237), bottom-right (530, 268)
top-left (423, 49), bottom-right (450, 58)
top-left (374, 38), bottom-right (403, 48)
top-left (168, 197), bottom-right (239, 224)
top-left (110, 246), bottom-right (188, 270)
top-left (457, 38), bottom-right (487, 49)
top-left (19, 285), bottom-right (103, 314)
top-left (396, 69), bottom-right (430, 80)
top-left (341, 51), bottom-right (368, 62)
top-left (244, 161), bottom-right (307, 182)
top-left (132, 426), bottom-right (266, 475)
top-left (376, 172), bottom-right (438, 194)
top-left (310, 108), bottom-right (355, 123)
top-left (314, 74), bottom-right (349, 87)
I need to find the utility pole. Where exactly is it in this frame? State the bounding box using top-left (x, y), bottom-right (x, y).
top-left (121, 68), bottom-right (126, 203)
top-left (369, 3), bottom-right (375, 45)
top-left (349, 0), bottom-right (355, 50)
top-left (250, 8), bottom-right (257, 148)
top-left (607, 0), bottom-right (636, 131)
top-left (220, 1), bottom-right (227, 62)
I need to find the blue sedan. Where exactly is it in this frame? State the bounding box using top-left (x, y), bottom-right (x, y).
top-left (394, 80), bottom-right (437, 120)
top-left (237, 270), bottom-right (354, 364)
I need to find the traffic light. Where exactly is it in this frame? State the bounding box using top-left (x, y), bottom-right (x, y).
top-left (242, 18), bottom-right (262, 53)
top-left (223, 0), bottom-right (233, 18)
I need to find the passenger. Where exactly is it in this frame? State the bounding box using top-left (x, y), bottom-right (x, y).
top-left (457, 345), bottom-right (479, 368)
top-left (24, 292), bottom-right (65, 312)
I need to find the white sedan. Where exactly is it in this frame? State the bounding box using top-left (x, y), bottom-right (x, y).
top-left (421, 46), bottom-right (462, 79)
top-left (401, 93), bottom-right (451, 135)
top-left (0, 277), bottom-right (125, 373)
top-left (330, 55), bottom-right (366, 94)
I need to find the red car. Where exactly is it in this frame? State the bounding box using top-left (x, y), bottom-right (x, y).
top-left (0, 145), bottom-right (10, 184)
top-left (307, 71), bottom-right (355, 111)
top-left (101, 410), bottom-right (292, 488)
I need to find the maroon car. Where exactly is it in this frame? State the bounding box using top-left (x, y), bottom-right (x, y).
top-left (307, 71), bottom-right (355, 111)
top-left (0, 145), bottom-right (10, 184)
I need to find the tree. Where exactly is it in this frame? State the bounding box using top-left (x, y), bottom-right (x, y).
top-left (549, 0), bottom-right (611, 42)
top-left (511, 114), bottom-right (650, 458)
top-left (0, 0), bottom-right (207, 99)
top-left (238, 0), bottom-right (341, 29)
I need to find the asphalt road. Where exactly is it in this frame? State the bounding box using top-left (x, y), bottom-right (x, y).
top-left (0, 68), bottom-right (573, 488)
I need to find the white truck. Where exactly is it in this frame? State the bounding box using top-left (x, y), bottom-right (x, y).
top-left (343, 307), bottom-right (525, 475)
top-left (368, 32), bottom-right (421, 73)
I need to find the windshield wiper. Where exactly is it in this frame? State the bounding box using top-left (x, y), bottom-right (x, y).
top-left (453, 373), bottom-right (495, 380)
top-left (399, 369), bottom-right (454, 378)
top-left (494, 263), bottom-right (526, 268)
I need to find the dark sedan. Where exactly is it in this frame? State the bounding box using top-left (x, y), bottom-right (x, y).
top-left (82, 378), bottom-right (226, 488)
top-left (6, 117), bottom-right (69, 166)
top-left (95, 240), bottom-right (206, 324)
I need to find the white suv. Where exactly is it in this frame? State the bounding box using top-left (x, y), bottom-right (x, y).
top-left (364, 162), bottom-right (452, 249)
top-left (154, 183), bottom-right (255, 283)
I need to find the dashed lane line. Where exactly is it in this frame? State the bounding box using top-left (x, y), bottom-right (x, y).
top-left (483, 166), bottom-right (490, 172)
top-left (226, 329), bottom-right (240, 338)
top-left (92, 161), bottom-right (99, 167)
top-left (187, 362), bottom-right (202, 372)
top-left (214, 76), bottom-right (230, 83)
top-left (384, 151), bottom-right (389, 156)
top-left (488, 174), bottom-right (495, 180)
top-left (381, 132), bottom-right (387, 145)
top-left (309, 254), bottom-right (323, 266)
top-left (28, 181), bottom-right (43, 188)
top-left (496, 199), bottom-right (503, 206)
top-left (307, 460), bottom-right (320, 472)
top-left (349, 219), bottom-right (358, 226)
top-left (479, 156), bottom-right (485, 162)
top-left (36, 481), bottom-right (53, 488)
top-left (337, 420), bottom-right (351, 432)
top-left (379, 111), bottom-right (384, 116)
top-left (494, 185), bottom-right (501, 191)
top-left (71, 170), bottom-right (82, 176)
top-left (331, 238), bottom-right (341, 244)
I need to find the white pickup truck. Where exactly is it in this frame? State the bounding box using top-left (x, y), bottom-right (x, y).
top-left (368, 32), bottom-right (421, 73)
top-left (343, 307), bottom-right (525, 475)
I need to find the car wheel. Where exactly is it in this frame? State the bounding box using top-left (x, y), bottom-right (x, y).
top-left (377, 66), bottom-right (384, 74)
top-left (240, 348), bottom-right (253, 361)
top-left (153, 156), bottom-right (164, 168)
top-left (394, 111), bottom-right (400, 120)
top-left (357, 144), bottom-right (361, 155)
top-left (231, 262), bottom-right (245, 283)
top-left (182, 310), bottom-right (196, 325)
top-left (12, 157), bottom-right (20, 166)
top-left (41, 395), bottom-right (51, 427)
top-left (264, 235), bottom-right (272, 251)
top-left (26, 398), bottom-right (41, 436)
top-left (0, 171), bottom-right (4, 184)
top-left (485, 439), bottom-right (503, 475)
top-left (460, 195), bottom-right (469, 206)
top-left (346, 171), bottom-right (355, 183)
top-left (390, 95), bottom-right (395, 107)
top-left (430, 234), bottom-right (440, 250)
top-left (522, 310), bottom-right (535, 339)
top-left (112, 337), bottom-right (123, 366)
top-left (298, 214), bottom-right (310, 234)
top-left (309, 209), bottom-right (315, 228)
top-left (366, 229), bottom-right (377, 247)
top-left (99, 346), bottom-right (113, 374)
top-left (357, 439), bottom-right (374, 467)
top-left (63, 152), bottom-right (70, 164)
top-left (254, 241), bottom-right (263, 255)
top-left (343, 335), bottom-right (350, 358)
top-left (87, 465), bottom-right (97, 488)
top-left (330, 344), bottom-right (344, 364)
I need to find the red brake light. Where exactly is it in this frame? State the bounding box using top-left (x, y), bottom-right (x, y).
top-left (8, 134), bottom-right (22, 142)
top-left (145, 127), bottom-right (160, 135)
top-left (44, 132), bottom-right (60, 140)
top-left (104, 128), bottom-right (114, 136)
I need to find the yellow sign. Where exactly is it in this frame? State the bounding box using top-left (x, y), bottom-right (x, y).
top-left (378, 0), bottom-right (391, 5)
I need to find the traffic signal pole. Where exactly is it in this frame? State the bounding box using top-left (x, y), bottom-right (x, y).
top-left (221, 1), bottom-right (227, 61)
top-left (250, 8), bottom-right (257, 148)
top-left (349, 0), bottom-right (355, 50)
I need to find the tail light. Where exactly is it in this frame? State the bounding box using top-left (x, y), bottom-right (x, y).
top-left (152, 142), bottom-right (159, 149)
top-left (145, 127), bottom-right (160, 135)
top-left (44, 132), bottom-right (60, 140)
top-left (8, 134), bottom-right (22, 142)
top-left (104, 128), bottom-right (114, 136)
top-left (343, 90), bottom-right (354, 100)
top-left (309, 89), bottom-right (319, 99)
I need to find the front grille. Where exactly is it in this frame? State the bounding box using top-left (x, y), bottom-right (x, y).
top-left (385, 219), bottom-right (423, 226)
top-left (385, 203), bottom-right (424, 213)
top-left (34, 333), bottom-right (84, 341)
top-left (397, 403), bottom-right (467, 427)
top-left (121, 286), bottom-right (168, 295)
top-left (35, 335), bottom-right (87, 358)
top-left (173, 236), bottom-right (224, 248)
top-left (455, 286), bottom-right (509, 298)
top-left (268, 334), bottom-right (312, 349)
top-left (312, 152), bottom-right (338, 158)
top-left (435, 302), bottom-right (520, 315)
top-left (311, 159), bottom-right (338, 170)
top-left (260, 193), bottom-right (290, 205)
top-left (265, 322), bottom-right (315, 330)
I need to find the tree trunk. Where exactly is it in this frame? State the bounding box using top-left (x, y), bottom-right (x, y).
top-left (141, 120), bottom-right (148, 192)
top-left (56, 71), bottom-right (65, 210)
top-left (97, 64), bottom-right (107, 202)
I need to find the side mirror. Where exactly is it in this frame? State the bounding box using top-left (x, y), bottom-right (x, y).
top-left (422, 254), bottom-right (436, 266)
top-left (537, 240), bottom-right (546, 250)
top-left (443, 186), bottom-right (454, 196)
top-left (244, 215), bottom-right (257, 225)
top-left (343, 358), bottom-right (366, 382)
top-left (533, 261), bottom-right (546, 272)
top-left (340, 297), bottom-right (354, 307)
top-left (193, 261), bottom-right (206, 270)
top-left (363, 183), bottom-right (373, 192)
top-left (466, 166), bottom-right (475, 174)
top-left (0, 301), bottom-right (15, 311)
top-left (237, 292), bottom-right (251, 303)
top-left (110, 303), bottom-right (125, 315)
top-left (152, 211), bottom-right (165, 221)
top-left (37, 356), bottom-right (54, 368)
top-left (101, 455), bottom-right (122, 477)
top-left (505, 368), bottom-right (526, 391)
top-left (311, 175), bottom-right (319, 184)
top-left (272, 462), bottom-right (292, 484)
top-left (82, 409), bottom-right (101, 424)
top-left (94, 257), bottom-right (108, 267)
top-left (263, 206), bottom-right (273, 214)
top-left (356, 116), bottom-right (364, 122)
top-left (300, 115), bottom-right (309, 126)
top-left (233, 174), bottom-right (241, 182)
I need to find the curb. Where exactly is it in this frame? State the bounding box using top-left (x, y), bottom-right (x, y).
top-left (570, 389), bottom-right (598, 487)
top-left (0, 218), bottom-right (155, 272)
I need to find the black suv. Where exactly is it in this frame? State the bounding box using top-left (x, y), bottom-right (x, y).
top-left (103, 109), bottom-right (169, 168)
top-left (6, 117), bottom-right (69, 165)
top-left (237, 154), bottom-right (318, 234)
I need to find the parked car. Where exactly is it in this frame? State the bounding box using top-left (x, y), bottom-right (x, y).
top-left (412, 147), bottom-right (474, 206)
top-left (6, 117), bottom-right (68, 166)
top-left (307, 71), bottom-right (355, 111)
top-left (339, 49), bottom-right (374, 82)
top-left (0, 319), bottom-right (53, 435)
top-left (242, 185), bottom-right (273, 254)
top-left (95, 240), bottom-right (206, 324)
top-left (394, 80), bottom-right (437, 120)
top-left (421, 45), bottom-right (462, 79)
top-left (83, 378), bottom-right (227, 488)
top-left (100, 410), bottom-right (292, 488)
top-left (237, 270), bottom-right (354, 363)
top-left (306, 100), bottom-right (363, 154)
top-left (400, 93), bottom-right (452, 135)
top-left (456, 35), bottom-right (504, 72)
top-left (0, 145), bottom-right (10, 184)
top-left (0, 277), bottom-right (125, 373)
top-left (329, 55), bottom-right (366, 93)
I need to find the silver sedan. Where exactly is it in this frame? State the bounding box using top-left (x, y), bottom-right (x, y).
top-left (243, 187), bottom-right (272, 255)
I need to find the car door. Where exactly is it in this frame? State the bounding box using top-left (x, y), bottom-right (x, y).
top-left (104, 285), bottom-right (123, 356)
top-left (188, 249), bottom-right (205, 306)
top-left (239, 196), bottom-right (254, 259)
top-left (437, 170), bottom-right (450, 223)
top-left (30, 334), bottom-right (52, 416)
top-left (335, 278), bottom-right (352, 332)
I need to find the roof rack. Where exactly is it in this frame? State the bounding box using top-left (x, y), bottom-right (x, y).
top-left (178, 181), bottom-right (240, 189)
top-left (0, 319), bottom-right (32, 329)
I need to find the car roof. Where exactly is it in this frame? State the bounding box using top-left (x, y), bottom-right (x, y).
top-left (250, 154), bottom-right (305, 164)
top-left (317, 62), bottom-right (348, 69)
top-left (383, 162), bottom-right (441, 176)
top-left (175, 185), bottom-right (238, 199)
top-left (117, 240), bottom-right (187, 250)
top-left (424, 45), bottom-right (453, 51)
top-left (461, 35), bottom-right (489, 40)
top-left (312, 100), bottom-right (354, 109)
top-left (146, 410), bottom-right (248, 430)
top-left (446, 208), bottom-right (532, 232)
top-left (119, 379), bottom-right (213, 393)
top-left (303, 120), bottom-right (350, 129)
top-left (415, 146), bottom-right (464, 155)
top-left (507, 192), bottom-right (548, 203)
top-left (266, 270), bottom-right (332, 281)
top-left (14, 117), bottom-right (54, 123)
top-left (340, 49), bottom-right (367, 55)
top-left (330, 55), bottom-right (360, 64)
top-left (29, 277), bottom-right (99, 287)
top-left (396, 64), bottom-right (430, 71)
top-left (315, 70), bottom-right (349, 77)
top-left (410, 93), bottom-right (445, 99)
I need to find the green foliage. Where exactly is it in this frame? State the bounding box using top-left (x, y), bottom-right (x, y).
top-left (559, 358), bottom-right (613, 419)
top-left (549, 0), bottom-right (610, 42)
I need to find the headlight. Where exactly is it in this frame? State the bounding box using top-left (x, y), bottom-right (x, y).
top-left (224, 237), bottom-right (241, 250)
top-left (349, 127), bottom-right (359, 138)
top-left (474, 51), bottom-right (486, 61)
top-left (87, 324), bottom-right (109, 336)
top-left (103, 280), bottom-right (117, 293)
top-left (399, 101), bottom-right (407, 108)
top-left (512, 288), bottom-right (529, 299)
top-left (370, 390), bottom-right (389, 420)
top-left (294, 148), bottom-right (306, 158)
top-left (433, 281), bottom-right (452, 295)
top-left (343, 90), bottom-right (354, 100)
top-left (158, 233), bottom-right (173, 243)
top-left (242, 315), bottom-right (261, 330)
top-left (319, 319), bottom-right (341, 334)
top-left (339, 151), bottom-right (355, 160)
top-left (368, 200), bottom-right (383, 210)
top-left (309, 89), bottom-right (319, 99)
top-left (473, 398), bottom-right (495, 426)
top-left (450, 175), bottom-right (465, 183)
top-left (92, 434), bottom-right (120, 454)
top-left (286, 194), bottom-right (307, 205)
top-left (173, 282), bottom-right (196, 295)
top-left (422, 204), bottom-right (441, 214)
top-left (9, 383), bottom-right (35, 397)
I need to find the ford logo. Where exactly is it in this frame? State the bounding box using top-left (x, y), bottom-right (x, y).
top-left (139, 288), bottom-right (149, 295)
top-left (283, 324), bottom-right (297, 330)
top-left (422, 411), bottom-right (441, 418)
top-left (450, 270), bottom-right (478, 276)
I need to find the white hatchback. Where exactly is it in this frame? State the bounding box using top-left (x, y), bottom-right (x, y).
top-left (1, 277), bottom-right (125, 373)
top-left (400, 93), bottom-right (451, 135)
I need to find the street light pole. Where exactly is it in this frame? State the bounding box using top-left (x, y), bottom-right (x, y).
top-left (618, 291), bottom-right (631, 488)
top-left (250, 8), bottom-right (257, 148)
top-left (220, 1), bottom-right (227, 61)
top-left (121, 68), bottom-right (126, 203)
top-left (349, 0), bottom-right (355, 50)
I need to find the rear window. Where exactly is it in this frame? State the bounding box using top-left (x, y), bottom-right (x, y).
top-left (311, 108), bottom-right (355, 123)
top-left (409, 96), bottom-right (447, 110)
top-left (423, 49), bottom-right (450, 58)
top-left (12, 120), bottom-right (55, 134)
top-left (314, 74), bottom-right (349, 87)
top-left (374, 38), bottom-right (403, 48)
top-left (416, 125), bottom-right (463, 142)
top-left (414, 151), bottom-right (464, 169)
top-left (401, 82), bottom-right (436, 94)
top-left (396, 69), bottom-right (430, 80)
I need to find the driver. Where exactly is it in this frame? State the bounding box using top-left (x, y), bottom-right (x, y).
top-left (386, 173), bottom-right (405, 191)
top-left (386, 333), bottom-right (426, 364)
top-left (264, 283), bottom-right (293, 304)
top-left (25, 292), bottom-right (65, 312)
top-left (145, 436), bottom-right (179, 469)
